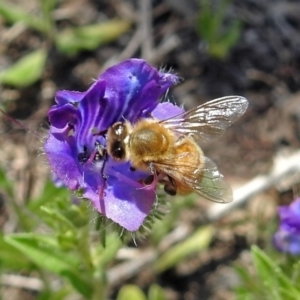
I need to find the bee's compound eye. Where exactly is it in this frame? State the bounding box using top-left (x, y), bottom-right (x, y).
top-left (111, 141), bottom-right (125, 160)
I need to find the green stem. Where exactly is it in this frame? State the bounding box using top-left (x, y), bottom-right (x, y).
top-left (41, 0), bottom-right (57, 41)
top-left (9, 195), bottom-right (33, 231)
top-left (76, 224), bottom-right (107, 299)
top-left (92, 270), bottom-right (107, 300)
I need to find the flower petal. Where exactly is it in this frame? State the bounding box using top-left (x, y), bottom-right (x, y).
top-left (45, 58), bottom-right (181, 232)
top-left (98, 59), bottom-right (180, 124)
top-left (55, 81), bottom-right (100, 106)
top-left (44, 134), bottom-right (83, 191)
top-left (48, 103), bottom-right (80, 129)
top-left (80, 162), bottom-right (156, 231)
top-left (273, 230), bottom-right (300, 255)
top-left (104, 165), bottom-right (156, 231)
top-left (151, 102), bottom-right (184, 120)
top-left (278, 198), bottom-right (300, 235)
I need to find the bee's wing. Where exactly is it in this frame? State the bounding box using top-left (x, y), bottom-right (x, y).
top-left (154, 156), bottom-right (232, 203)
top-left (161, 96), bottom-right (248, 142)
top-left (194, 157), bottom-right (233, 203)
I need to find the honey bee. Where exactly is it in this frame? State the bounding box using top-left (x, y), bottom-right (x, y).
top-left (106, 96), bottom-right (248, 203)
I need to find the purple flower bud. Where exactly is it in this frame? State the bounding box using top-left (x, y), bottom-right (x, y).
top-left (44, 59), bottom-right (182, 231)
top-left (273, 198), bottom-right (300, 255)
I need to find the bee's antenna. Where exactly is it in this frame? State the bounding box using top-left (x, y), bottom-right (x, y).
top-left (0, 108), bottom-right (41, 139)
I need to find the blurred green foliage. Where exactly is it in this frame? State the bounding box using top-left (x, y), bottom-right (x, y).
top-left (117, 284), bottom-right (167, 300)
top-left (235, 246), bottom-right (300, 300)
top-left (154, 225), bottom-right (214, 272)
top-left (197, 0), bottom-right (242, 59)
top-left (2, 149), bottom-right (299, 299)
top-left (0, 164), bottom-right (218, 299)
top-left (0, 166), bottom-right (122, 299)
top-left (0, 49), bottom-right (47, 87)
top-left (0, 0), bottom-right (131, 87)
top-left (56, 20), bottom-right (131, 55)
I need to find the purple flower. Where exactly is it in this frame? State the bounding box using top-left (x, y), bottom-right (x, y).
top-left (44, 59), bottom-right (182, 231)
top-left (273, 198), bottom-right (300, 255)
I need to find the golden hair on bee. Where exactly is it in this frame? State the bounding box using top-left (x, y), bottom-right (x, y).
top-left (124, 119), bottom-right (176, 170)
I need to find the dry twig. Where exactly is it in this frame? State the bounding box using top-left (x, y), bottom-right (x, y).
top-left (207, 150), bottom-right (300, 221)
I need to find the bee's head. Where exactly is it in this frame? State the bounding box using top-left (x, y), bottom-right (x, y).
top-left (107, 122), bottom-right (130, 161)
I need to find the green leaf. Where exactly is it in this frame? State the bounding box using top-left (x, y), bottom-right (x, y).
top-left (40, 206), bottom-right (77, 232)
top-left (0, 49), bottom-right (47, 87)
top-left (94, 233), bottom-right (123, 268)
top-left (41, 0), bottom-right (58, 16)
top-left (148, 284), bottom-right (167, 300)
top-left (209, 20), bottom-right (241, 59)
top-left (155, 225), bottom-right (214, 272)
top-left (0, 167), bottom-right (14, 197)
top-left (0, 167), bottom-right (35, 230)
top-left (279, 288), bottom-right (300, 300)
top-left (252, 246), bottom-right (280, 291)
top-left (235, 265), bottom-right (253, 283)
top-left (27, 180), bottom-right (89, 231)
top-left (4, 234), bottom-right (77, 271)
top-left (28, 181), bottom-right (70, 212)
top-left (196, 0), bottom-right (241, 59)
top-left (117, 285), bottom-right (147, 300)
top-left (0, 234), bottom-right (33, 270)
top-left (4, 233), bottom-right (92, 298)
top-left (55, 20), bottom-right (131, 55)
top-left (36, 287), bottom-right (71, 300)
top-left (0, 1), bottom-right (47, 33)
top-left (251, 246), bottom-right (300, 299)
top-left (150, 194), bottom-right (197, 244)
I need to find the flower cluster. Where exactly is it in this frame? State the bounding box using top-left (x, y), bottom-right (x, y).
top-left (273, 198), bottom-right (300, 255)
top-left (44, 59), bottom-right (182, 232)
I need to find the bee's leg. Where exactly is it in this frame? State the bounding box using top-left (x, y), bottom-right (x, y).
top-left (149, 162), bottom-right (156, 174)
top-left (143, 174), bottom-right (154, 185)
top-left (139, 164), bottom-right (158, 191)
top-left (78, 145), bottom-right (89, 164)
top-left (84, 140), bottom-right (106, 166)
top-left (98, 147), bottom-right (108, 213)
top-left (164, 184), bottom-right (177, 196)
top-left (95, 141), bottom-right (106, 161)
top-left (100, 150), bottom-right (108, 181)
top-left (164, 175), bottom-right (177, 196)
